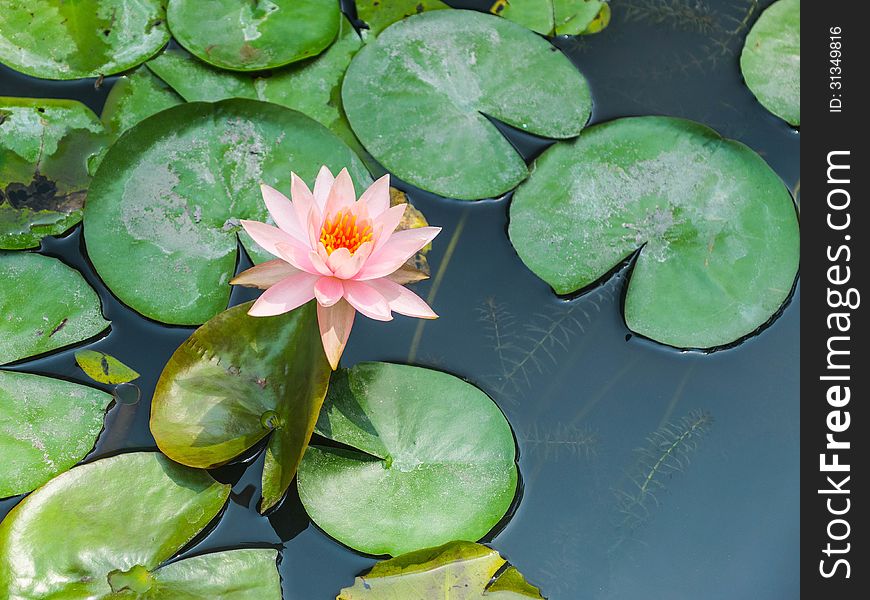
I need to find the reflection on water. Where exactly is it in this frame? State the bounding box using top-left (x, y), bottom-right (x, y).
top-left (0, 0), bottom-right (798, 598)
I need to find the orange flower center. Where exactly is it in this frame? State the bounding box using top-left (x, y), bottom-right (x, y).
top-left (320, 209), bottom-right (373, 255)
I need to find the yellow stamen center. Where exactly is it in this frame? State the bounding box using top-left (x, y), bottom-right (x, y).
top-left (319, 209), bottom-right (373, 255)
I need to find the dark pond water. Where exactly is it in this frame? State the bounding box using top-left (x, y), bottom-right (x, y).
top-left (1, 0), bottom-right (799, 598)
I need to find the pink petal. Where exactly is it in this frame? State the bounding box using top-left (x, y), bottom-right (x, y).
top-left (333, 241), bottom-right (373, 279)
top-left (312, 166), bottom-right (335, 211)
top-left (342, 280), bottom-right (393, 321)
top-left (307, 250), bottom-right (333, 277)
top-left (314, 277), bottom-right (343, 307)
top-left (317, 299), bottom-right (355, 370)
top-left (356, 227), bottom-right (441, 280)
top-left (230, 259), bottom-right (298, 289)
top-left (326, 247), bottom-right (353, 275)
top-left (260, 184), bottom-right (306, 243)
top-left (291, 173), bottom-right (320, 233)
top-left (248, 272), bottom-right (319, 317)
top-left (272, 242), bottom-right (319, 275)
top-left (371, 204), bottom-right (406, 253)
top-left (357, 174), bottom-right (391, 218)
top-left (323, 168), bottom-right (356, 217)
top-left (241, 220), bottom-right (304, 258)
top-left (368, 278), bottom-right (438, 319)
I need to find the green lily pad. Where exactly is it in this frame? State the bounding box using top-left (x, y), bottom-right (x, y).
top-left (75, 349), bottom-right (140, 384)
top-left (356, 0), bottom-right (451, 37)
top-left (491, 0), bottom-right (611, 36)
top-left (0, 452), bottom-right (281, 598)
top-left (166, 0), bottom-right (340, 71)
top-left (0, 370), bottom-right (112, 498)
top-left (338, 541), bottom-right (545, 598)
top-left (83, 98), bottom-right (370, 325)
top-left (1, 98), bottom-right (106, 250)
top-left (0, 252), bottom-right (109, 365)
top-left (101, 68), bottom-right (184, 142)
top-left (146, 16), bottom-right (365, 159)
top-left (151, 301), bottom-right (331, 513)
top-left (0, 0), bottom-right (170, 80)
top-left (298, 362), bottom-right (518, 556)
top-left (508, 116), bottom-right (800, 349)
top-left (740, 0), bottom-right (800, 126)
top-left (342, 10), bottom-right (591, 200)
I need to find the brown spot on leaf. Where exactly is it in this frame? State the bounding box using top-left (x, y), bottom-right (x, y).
top-left (0, 174), bottom-right (85, 213)
top-left (49, 318), bottom-right (68, 337)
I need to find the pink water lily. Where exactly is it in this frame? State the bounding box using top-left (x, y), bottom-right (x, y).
top-left (231, 166), bottom-right (440, 369)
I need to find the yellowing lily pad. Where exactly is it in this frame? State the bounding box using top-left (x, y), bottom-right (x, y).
top-left (166, 0), bottom-right (340, 71)
top-left (146, 16), bottom-right (365, 159)
top-left (356, 0), bottom-right (451, 37)
top-left (0, 0), bottom-right (170, 80)
top-left (0, 252), bottom-right (109, 365)
top-left (74, 350), bottom-right (140, 384)
top-left (508, 116), bottom-right (800, 349)
top-left (740, 0), bottom-right (800, 126)
top-left (338, 541), bottom-right (545, 598)
top-left (0, 370), bottom-right (112, 498)
top-left (491, 0), bottom-right (611, 36)
top-left (83, 99), bottom-right (370, 325)
top-left (1, 97), bottom-right (106, 250)
top-left (151, 301), bottom-right (331, 513)
top-left (0, 452), bottom-right (282, 598)
top-left (341, 10), bottom-right (592, 200)
top-left (298, 362), bottom-right (518, 556)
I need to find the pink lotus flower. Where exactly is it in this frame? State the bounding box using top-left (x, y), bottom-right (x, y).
top-left (231, 166), bottom-right (440, 369)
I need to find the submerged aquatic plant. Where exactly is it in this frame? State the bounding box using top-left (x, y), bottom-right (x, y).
top-left (613, 410), bottom-right (713, 546)
top-left (232, 167), bottom-right (441, 368)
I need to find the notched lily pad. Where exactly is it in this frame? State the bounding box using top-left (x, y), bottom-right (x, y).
top-left (298, 362), bottom-right (519, 556)
top-left (83, 98), bottom-right (370, 325)
top-left (342, 10), bottom-right (592, 200)
top-left (0, 452), bottom-right (282, 598)
top-left (146, 16), bottom-right (366, 160)
top-left (0, 370), bottom-right (112, 498)
top-left (75, 349), bottom-right (140, 384)
top-left (491, 0), bottom-right (611, 36)
top-left (101, 68), bottom-right (184, 142)
top-left (150, 301), bottom-right (331, 513)
top-left (740, 0), bottom-right (800, 126)
top-left (1, 98), bottom-right (106, 249)
top-left (0, 252), bottom-right (109, 365)
top-left (166, 0), bottom-right (340, 71)
top-left (338, 541), bottom-right (545, 598)
top-left (508, 116), bottom-right (800, 349)
top-left (0, 0), bottom-right (170, 80)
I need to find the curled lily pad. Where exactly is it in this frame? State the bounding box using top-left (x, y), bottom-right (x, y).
top-left (0, 370), bottom-right (112, 498)
top-left (146, 16), bottom-right (365, 159)
top-left (0, 452), bottom-right (281, 598)
top-left (101, 68), bottom-right (184, 142)
top-left (151, 301), bottom-right (331, 512)
top-left (508, 116), bottom-right (800, 349)
top-left (298, 362), bottom-right (518, 556)
top-left (0, 252), bottom-right (109, 365)
top-left (83, 98), bottom-right (370, 325)
top-left (491, 0), bottom-right (611, 36)
top-left (341, 10), bottom-right (592, 200)
top-left (740, 0), bottom-right (800, 126)
top-left (0, 0), bottom-right (170, 80)
top-left (1, 98), bottom-right (106, 250)
top-left (75, 350), bottom-right (140, 384)
top-left (356, 0), bottom-right (451, 37)
top-left (338, 541), bottom-right (545, 598)
top-left (166, 0), bottom-right (340, 71)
